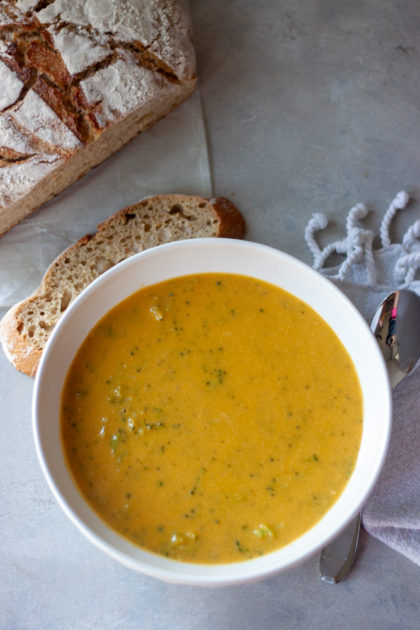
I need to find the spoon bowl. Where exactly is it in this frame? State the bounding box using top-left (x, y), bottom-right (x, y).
top-left (372, 289), bottom-right (420, 386)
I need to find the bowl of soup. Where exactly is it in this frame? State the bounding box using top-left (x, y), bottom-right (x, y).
top-left (33, 238), bottom-right (391, 586)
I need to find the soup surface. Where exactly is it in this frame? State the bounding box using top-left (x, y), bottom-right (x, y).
top-left (61, 273), bottom-right (362, 563)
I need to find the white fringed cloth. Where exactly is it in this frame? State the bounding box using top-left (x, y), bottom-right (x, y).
top-left (305, 192), bottom-right (420, 565)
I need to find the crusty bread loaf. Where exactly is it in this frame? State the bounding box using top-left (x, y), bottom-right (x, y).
top-left (0, 0), bottom-right (196, 235)
top-left (0, 194), bottom-right (246, 376)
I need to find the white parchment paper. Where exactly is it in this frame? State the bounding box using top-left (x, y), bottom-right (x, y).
top-left (0, 15), bottom-right (211, 310)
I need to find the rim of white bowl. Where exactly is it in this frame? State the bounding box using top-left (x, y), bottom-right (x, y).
top-left (32, 238), bottom-right (392, 586)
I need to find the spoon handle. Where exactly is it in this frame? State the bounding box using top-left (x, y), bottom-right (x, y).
top-left (319, 513), bottom-right (361, 583)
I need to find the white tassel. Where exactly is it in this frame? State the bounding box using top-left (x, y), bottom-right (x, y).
top-left (379, 191), bottom-right (410, 248)
top-left (304, 201), bottom-right (375, 284)
top-left (346, 203), bottom-right (369, 233)
top-left (395, 252), bottom-right (420, 284)
top-left (394, 217), bottom-right (420, 283)
top-left (402, 219), bottom-right (420, 249)
top-left (304, 213), bottom-right (328, 270)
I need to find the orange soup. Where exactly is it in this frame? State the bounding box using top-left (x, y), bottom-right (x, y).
top-left (61, 273), bottom-right (362, 563)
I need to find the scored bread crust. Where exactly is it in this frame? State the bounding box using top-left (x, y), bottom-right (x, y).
top-left (0, 0), bottom-right (196, 235)
top-left (0, 194), bottom-right (246, 376)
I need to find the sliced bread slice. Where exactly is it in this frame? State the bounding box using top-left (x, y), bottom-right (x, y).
top-left (0, 194), bottom-right (245, 376)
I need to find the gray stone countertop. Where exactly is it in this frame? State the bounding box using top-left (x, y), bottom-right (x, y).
top-left (1, 1), bottom-right (420, 628)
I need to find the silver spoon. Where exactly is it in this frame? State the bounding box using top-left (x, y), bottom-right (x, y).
top-left (319, 288), bottom-right (420, 584)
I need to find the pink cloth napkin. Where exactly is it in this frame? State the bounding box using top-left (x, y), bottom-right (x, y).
top-left (305, 192), bottom-right (420, 565)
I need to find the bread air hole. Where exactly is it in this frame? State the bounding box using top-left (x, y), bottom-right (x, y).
top-left (94, 257), bottom-right (113, 274)
top-left (169, 204), bottom-right (184, 215)
top-left (60, 290), bottom-right (72, 312)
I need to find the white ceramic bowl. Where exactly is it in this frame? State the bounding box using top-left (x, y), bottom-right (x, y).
top-left (33, 238), bottom-right (391, 586)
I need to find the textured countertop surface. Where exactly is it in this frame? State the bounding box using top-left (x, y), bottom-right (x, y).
top-left (1, 1), bottom-right (420, 628)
